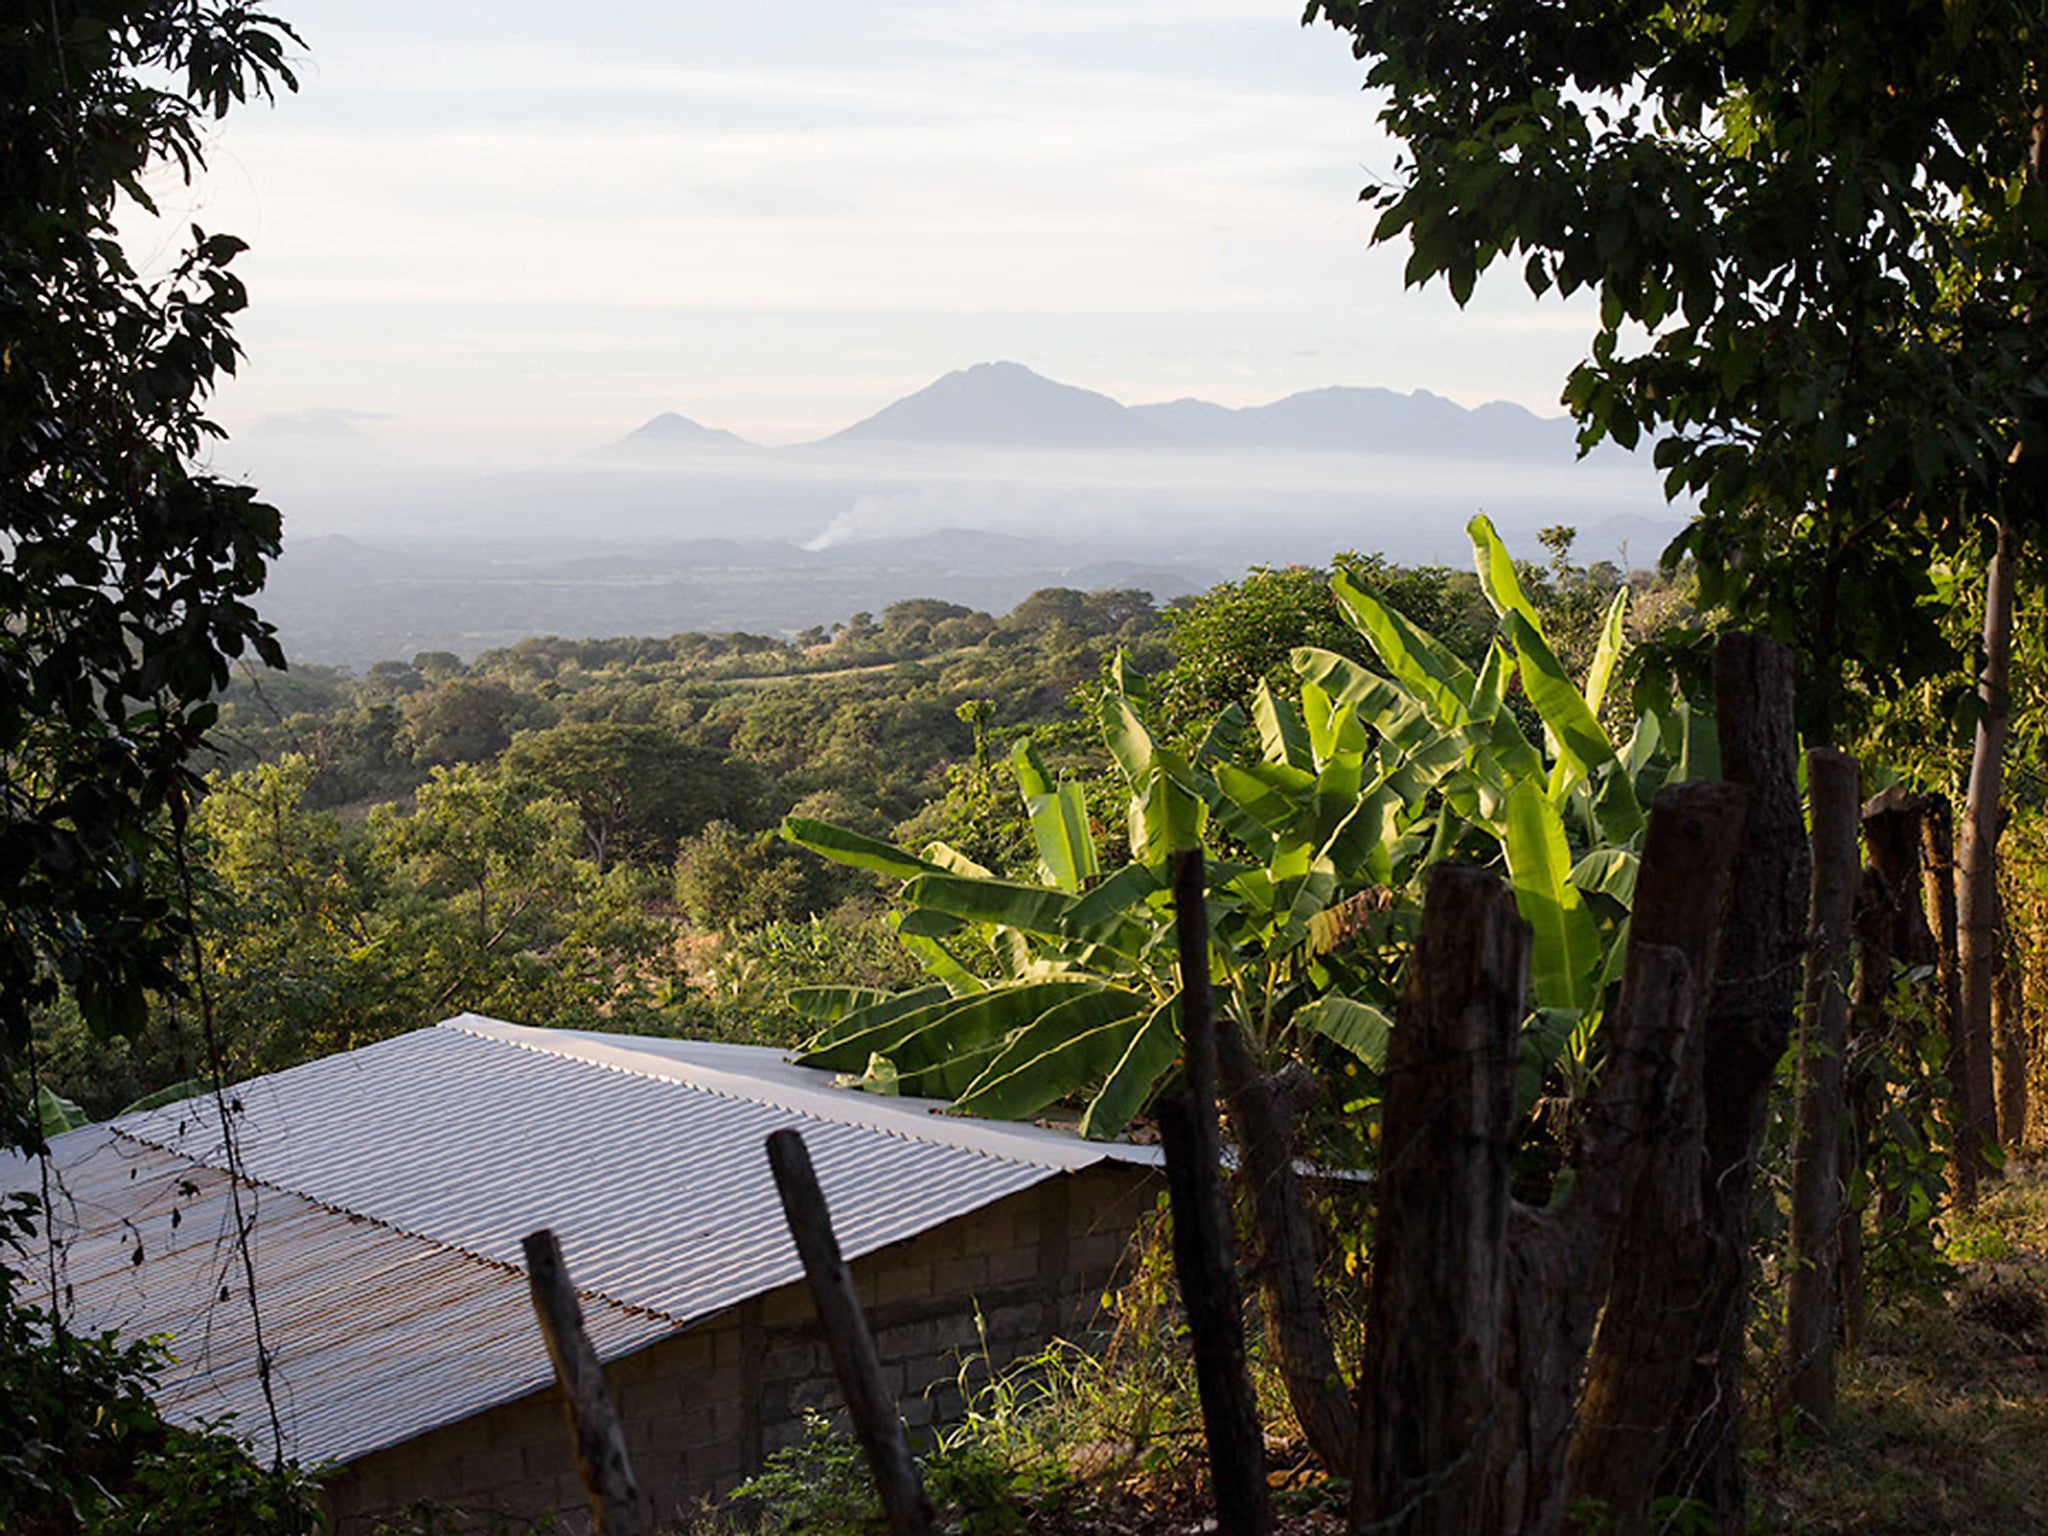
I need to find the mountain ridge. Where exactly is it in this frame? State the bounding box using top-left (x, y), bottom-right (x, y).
top-left (605, 361), bottom-right (1588, 459)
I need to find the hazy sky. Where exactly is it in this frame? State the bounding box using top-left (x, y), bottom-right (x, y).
top-left (146, 0), bottom-right (1608, 466)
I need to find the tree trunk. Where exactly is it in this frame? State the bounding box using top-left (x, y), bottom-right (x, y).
top-left (1569, 635), bottom-right (1806, 1535)
top-left (1922, 797), bottom-right (1978, 1204)
top-left (1215, 1023), bottom-right (1357, 1474)
top-left (1838, 866), bottom-right (1892, 1350)
top-left (1957, 519), bottom-right (2013, 1175)
top-left (1784, 749), bottom-right (1861, 1430)
top-left (1838, 786), bottom-right (1930, 1348)
top-left (1352, 863), bottom-right (1524, 1536)
top-left (1992, 874), bottom-right (2029, 1148)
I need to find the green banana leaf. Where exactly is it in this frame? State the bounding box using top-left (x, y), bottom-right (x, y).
top-left (1581, 586), bottom-right (1631, 720)
top-left (1253, 682), bottom-right (1314, 770)
top-left (950, 1010), bottom-right (1152, 1123)
top-left (1502, 779), bottom-right (1602, 1013)
top-left (904, 872), bottom-right (1083, 940)
top-left (1499, 611), bottom-right (1645, 843)
top-left (1569, 848), bottom-right (1640, 909)
top-left (803, 983), bottom-right (956, 1050)
top-left (803, 979), bottom-right (1104, 1076)
top-left (784, 817), bottom-right (938, 880)
top-left (1467, 512), bottom-right (1544, 630)
top-left (1013, 739), bottom-right (1098, 892)
top-left (1296, 994), bottom-right (1393, 1072)
top-left (1079, 997), bottom-right (1183, 1139)
top-left (1330, 573), bottom-right (1479, 729)
top-left (950, 987), bottom-right (1150, 1106)
top-left (790, 985), bottom-right (896, 1023)
top-left (37, 1086), bottom-right (87, 1137)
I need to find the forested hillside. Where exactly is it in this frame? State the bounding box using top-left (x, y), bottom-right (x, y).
top-left (28, 543), bottom-right (1645, 1120)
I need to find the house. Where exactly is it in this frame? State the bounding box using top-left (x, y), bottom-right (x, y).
top-left (3, 1014), bottom-right (1163, 1529)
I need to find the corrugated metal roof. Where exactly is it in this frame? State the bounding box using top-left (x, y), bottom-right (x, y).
top-left (6, 1016), bottom-right (1159, 1468)
top-left (12, 1126), bottom-right (669, 1465)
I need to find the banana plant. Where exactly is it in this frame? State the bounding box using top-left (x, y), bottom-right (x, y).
top-left (783, 515), bottom-right (1706, 1135)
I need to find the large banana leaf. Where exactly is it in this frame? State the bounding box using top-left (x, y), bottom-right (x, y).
top-left (783, 817), bottom-right (939, 880)
top-left (1079, 998), bottom-right (1183, 1139)
top-left (802, 978), bottom-right (1104, 1076)
top-left (1253, 682), bottom-right (1314, 770)
top-left (904, 873), bottom-right (1083, 939)
top-left (1581, 586), bottom-right (1631, 720)
top-left (1290, 646), bottom-right (1424, 735)
top-left (796, 982), bottom-right (951, 1038)
top-left (1013, 740), bottom-right (1099, 893)
top-left (1499, 611), bottom-right (1646, 843)
top-left (1467, 512), bottom-right (1544, 630)
top-left (1330, 573), bottom-right (1479, 729)
top-left (1065, 863), bottom-right (1164, 939)
top-left (950, 987), bottom-right (1150, 1108)
top-left (950, 1009), bottom-right (1155, 1123)
top-left (1100, 690), bottom-right (1205, 864)
top-left (1296, 994), bottom-right (1393, 1072)
top-left (1501, 779), bottom-right (1602, 1013)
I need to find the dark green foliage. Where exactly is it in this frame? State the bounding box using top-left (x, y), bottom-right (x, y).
top-left (0, 2), bottom-right (301, 1132)
top-left (1156, 555), bottom-right (1490, 736)
top-left (1308, 0), bottom-right (2048, 731)
top-left (674, 820), bottom-right (831, 929)
top-left (503, 720), bottom-right (767, 869)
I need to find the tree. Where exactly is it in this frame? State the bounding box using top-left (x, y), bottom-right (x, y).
top-left (501, 719), bottom-right (765, 870)
top-left (1309, 1), bottom-right (2048, 1507)
top-left (0, 3), bottom-right (300, 1144)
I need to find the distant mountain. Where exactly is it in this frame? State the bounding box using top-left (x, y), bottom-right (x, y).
top-left (1130, 386), bottom-right (1578, 459)
top-left (603, 411), bottom-right (753, 454)
top-left (824, 361), bottom-right (1173, 448)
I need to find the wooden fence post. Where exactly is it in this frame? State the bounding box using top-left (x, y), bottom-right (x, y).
top-left (765, 1127), bottom-right (935, 1536)
top-left (521, 1228), bottom-right (649, 1536)
top-left (1785, 748), bottom-right (1862, 1428)
top-left (1353, 862), bottom-right (1524, 1536)
top-left (1158, 846), bottom-right (1272, 1536)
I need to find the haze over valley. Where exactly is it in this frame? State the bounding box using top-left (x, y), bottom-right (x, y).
top-left (232, 362), bottom-right (1684, 665)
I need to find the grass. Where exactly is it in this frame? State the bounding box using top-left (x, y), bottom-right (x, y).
top-left (1753, 1163), bottom-right (2048, 1534)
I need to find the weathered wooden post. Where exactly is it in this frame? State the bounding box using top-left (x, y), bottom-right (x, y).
top-left (1569, 633), bottom-right (1804, 1535)
top-left (522, 1228), bottom-right (649, 1536)
top-left (1353, 862), bottom-right (1524, 1536)
top-left (1157, 847), bottom-right (1272, 1536)
top-left (1784, 748), bottom-right (1861, 1428)
top-left (766, 1127), bottom-right (934, 1536)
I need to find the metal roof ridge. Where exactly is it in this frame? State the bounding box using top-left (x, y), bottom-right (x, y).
top-left (436, 1013), bottom-right (1129, 1172)
top-left (103, 1119), bottom-right (687, 1333)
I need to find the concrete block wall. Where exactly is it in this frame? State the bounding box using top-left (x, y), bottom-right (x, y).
top-left (325, 1162), bottom-right (1160, 1532)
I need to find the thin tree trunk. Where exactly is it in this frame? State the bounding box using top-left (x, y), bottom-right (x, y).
top-left (1958, 519), bottom-right (2013, 1175)
top-left (1838, 866), bottom-right (1892, 1349)
top-left (1921, 797), bottom-right (1977, 1204)
top-left (1784, 749), bottom-right (1860, 1429)
top-left (1993, 873), bottom-right (2030, 1148)
top-left (1215, 1022), bottom-right (1357, 1474)
top-left (1838, 787), bottom-right (1932, 1348)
